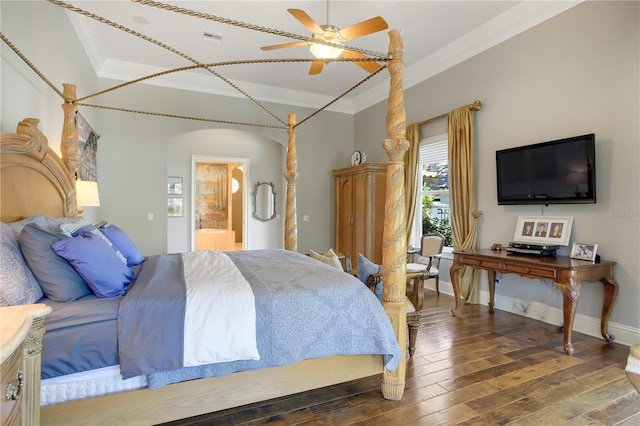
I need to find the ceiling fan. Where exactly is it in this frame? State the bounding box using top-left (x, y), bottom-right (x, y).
top-left (261, 1), bottom-right (389, 75)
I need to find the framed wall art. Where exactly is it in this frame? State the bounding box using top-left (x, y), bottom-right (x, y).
top-left (168, 176), bottom-right (183, 195)
top-left (512, 216), bottom-right (573, 246)
top-left (77, 113), bottom-right (100, 181)
top-left (168, 197), bottom-right (183, 217)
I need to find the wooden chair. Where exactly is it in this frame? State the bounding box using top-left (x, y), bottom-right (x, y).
top-left (407, 232), bottom-right (445, 295)
top-left (366, 270), bottom-right (428, 357)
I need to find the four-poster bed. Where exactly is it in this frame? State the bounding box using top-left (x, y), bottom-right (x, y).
top-left (0, 2), bottom-right (412, 424)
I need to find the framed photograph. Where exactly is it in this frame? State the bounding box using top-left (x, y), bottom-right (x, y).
top-left (168, 176), bottom-right (183, 195)
top-left (570, 242), bottom-right (598, 261)
top-left (168, 197), bottom-right (183, 217)
top-left (513, 216), bottom-right (573, 246)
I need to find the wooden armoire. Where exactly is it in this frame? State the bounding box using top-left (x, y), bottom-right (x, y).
top-left (333, 163), bottom-right (387, 274)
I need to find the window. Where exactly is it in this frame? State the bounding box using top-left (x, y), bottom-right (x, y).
top-left (411, 134), bottom-right (452, 247)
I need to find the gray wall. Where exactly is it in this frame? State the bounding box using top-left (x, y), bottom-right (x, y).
top-left (356, 2), bottom-right (639, 340)
top-left (167, 128), bottom-right (285, 253)
top-left (87, 80), bottom-right (355, 255)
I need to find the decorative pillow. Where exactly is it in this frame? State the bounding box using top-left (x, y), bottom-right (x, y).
top-left (99, 224), bottom-right (145, 266)
top-left (61, 222), bottom-right (128, 265)
top-left (357, 253), bottom-right (382, 301)
top-left (309, 248), bottom-right (343, 270)
top-left (0, 216), bottom-right (56, 305)
top-left (52, 233), bottom-right (133, 298)
top-left (0, 224), bottom-right (43, 306)
top-left (17, 224), bottom-right (91, 302)
top-left (60, 221), bottom-right (92, 237)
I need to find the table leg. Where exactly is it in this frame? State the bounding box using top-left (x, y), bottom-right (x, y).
top-left (449, 262), bottom-right (462, 317)
top-left (599, 277), bottom-right (618, 343)
top-left (555, 278), bottom-right (581, 356)
top-left (487, 270), bottom-right (496, 313)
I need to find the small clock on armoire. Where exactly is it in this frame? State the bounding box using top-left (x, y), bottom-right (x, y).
top-left (350, 150), bottom-right (366, 166)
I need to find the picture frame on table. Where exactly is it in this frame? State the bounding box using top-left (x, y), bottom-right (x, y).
top-left (570, 243), bottom-right (598, 261)
top-left (512, 216), bottom-right (573, 246)
top-left (168, 197), bottom-right (183, 217)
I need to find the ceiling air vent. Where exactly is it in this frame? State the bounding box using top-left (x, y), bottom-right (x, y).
top-left (203, 31), bottom-right (223, 44)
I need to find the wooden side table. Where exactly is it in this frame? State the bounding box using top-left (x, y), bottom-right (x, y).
top-left (450, 249), bottom-right (618, 355)
top-left (1, 304), bottom-right (51, 426)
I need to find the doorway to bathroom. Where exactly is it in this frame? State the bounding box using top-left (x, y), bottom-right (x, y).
top-left (191, 155), bottom-right (247, 252)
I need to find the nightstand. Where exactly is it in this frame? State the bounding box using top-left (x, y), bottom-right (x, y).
top-left (1, 304), bottom-right (51, 426)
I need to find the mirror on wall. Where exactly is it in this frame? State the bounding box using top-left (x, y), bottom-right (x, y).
top-left (252, 182), bottom-right (276, 222)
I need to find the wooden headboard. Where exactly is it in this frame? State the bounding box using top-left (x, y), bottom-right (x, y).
top-left (0, 118), bottom-right (77, 222)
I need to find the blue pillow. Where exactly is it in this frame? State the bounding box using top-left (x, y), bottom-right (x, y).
top-left (357, 253), bottom-right (383, 301)
top-left (62, 223), bottom-right (128, 265)
top-left (17, 224), bottom-right (91, 302)
top-left (99, 224), bottom-right (144, 266)
top-left (52, 232), bottom-right (133, 298)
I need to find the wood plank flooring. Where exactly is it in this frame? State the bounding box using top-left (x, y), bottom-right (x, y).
top-left (161, 291), bottom-right (639, 425)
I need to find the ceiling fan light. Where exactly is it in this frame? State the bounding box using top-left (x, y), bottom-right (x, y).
top-left (310, 43), bottom-right (343, 59)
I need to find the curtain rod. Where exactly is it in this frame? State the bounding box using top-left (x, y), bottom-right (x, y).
top-left (414, 100), bottom-right (482, 127)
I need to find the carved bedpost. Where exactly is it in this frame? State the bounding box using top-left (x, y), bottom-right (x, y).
top-left (284, 113), bottom-right (298, 251)
top-left (60, 83), bottom-right (79, 178)
top-left (380, 29), bottom-right (409, 401)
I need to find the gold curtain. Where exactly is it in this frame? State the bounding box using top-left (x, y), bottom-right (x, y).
top-left (404, 123), bottom-right (421, 246)
top-left (448, 106), bottom-right (482, 304)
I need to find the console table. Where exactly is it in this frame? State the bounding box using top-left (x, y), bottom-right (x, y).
top-left (450, 249), bottom-right (618, 355)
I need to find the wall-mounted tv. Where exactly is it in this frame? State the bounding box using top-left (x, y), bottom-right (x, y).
top-left (496, 134), bottom-right (596, 205)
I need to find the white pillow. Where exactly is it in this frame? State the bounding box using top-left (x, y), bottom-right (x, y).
top-left (309, 248), bottom-right (343, 270)
top-left (60, 221), bottom-right (92, 237)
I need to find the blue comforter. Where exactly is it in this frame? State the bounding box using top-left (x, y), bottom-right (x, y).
top-left (118, 249), bottom-right (401, 389)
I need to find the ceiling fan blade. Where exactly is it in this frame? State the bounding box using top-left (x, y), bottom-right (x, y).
top-left (309, 61), bottom-right (325, 75)
top-left (261, 41), bottom-right (309, 51)
top-left (288, 9), bottom-right (324, 34)
top-left (341, 50), bottom-right (382, 73)
top-left (338, 16), bottom-right (388, 41)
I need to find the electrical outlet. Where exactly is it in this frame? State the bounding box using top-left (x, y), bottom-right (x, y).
top-left (303, 215), bottom-right (310, 222)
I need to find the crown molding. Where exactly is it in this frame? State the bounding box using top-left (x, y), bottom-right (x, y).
top-left (68, 1), bottom-right (582, 116)
top-left (352, 1), bottom-right (583, 113)
top-left (65, 10), bottom-right (354, 114)
top-left (96, 59), bottom-right (355, 114)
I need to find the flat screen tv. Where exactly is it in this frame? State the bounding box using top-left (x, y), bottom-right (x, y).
top-left (496, 134), bottom-right (596, 205)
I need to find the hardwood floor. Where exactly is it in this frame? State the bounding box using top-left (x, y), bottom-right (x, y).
top-left (161, 291), bottom-right (639, 425)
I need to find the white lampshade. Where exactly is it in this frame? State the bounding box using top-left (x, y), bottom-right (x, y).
top-left (76, 180), bottom-right (101, 207)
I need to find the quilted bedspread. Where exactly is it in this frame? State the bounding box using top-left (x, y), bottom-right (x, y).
top-left (118, 249), bottom-right (401, 389)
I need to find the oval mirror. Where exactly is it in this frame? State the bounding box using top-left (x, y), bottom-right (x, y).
top-left (252, 182), bottom-right (276, 221)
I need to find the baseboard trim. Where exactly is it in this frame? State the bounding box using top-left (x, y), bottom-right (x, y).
top-left (425, 281), bottom-right (640, 347)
